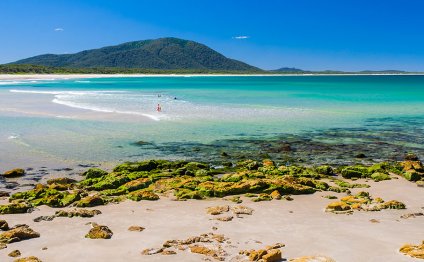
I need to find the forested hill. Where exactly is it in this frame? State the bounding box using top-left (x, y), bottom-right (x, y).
top-left (11, 37), bottom-right (259, 71)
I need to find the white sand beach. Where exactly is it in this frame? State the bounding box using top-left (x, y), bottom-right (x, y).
top-left (0, 177), bottom-right (423, 262)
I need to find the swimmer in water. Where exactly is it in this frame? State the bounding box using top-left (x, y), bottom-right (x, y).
top-left (157, 104), bottom-right (162, 112)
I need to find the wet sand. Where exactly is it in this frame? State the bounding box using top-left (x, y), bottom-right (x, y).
top-left (0, 178), bottom-right (423, 261)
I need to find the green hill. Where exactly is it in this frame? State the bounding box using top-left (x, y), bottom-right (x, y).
top-left (11, 37), bottom-right (259, 71)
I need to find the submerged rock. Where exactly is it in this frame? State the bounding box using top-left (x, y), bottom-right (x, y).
top-left (2, 168), bottom-right (25, 178)
top-left (85, 225), bottom-right (113, 239)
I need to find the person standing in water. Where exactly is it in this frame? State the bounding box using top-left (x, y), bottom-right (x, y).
top-left (157, 103), bottom-right (162, 112)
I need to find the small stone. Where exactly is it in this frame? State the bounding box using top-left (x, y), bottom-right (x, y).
top-left (8, 249), bottom-right (21, 257)
top-left (369, 219), bottom-right (380, 223)
top-left (161, 250), bottom-right (177, 255)
top-left (215, 216), bottom-right (233, 222)
top-left (128, 226), bottom-right (145, 232)
top-left (13, 256), bottom-right (43, 262)
top-left (42, 247), bottom-right (48, 250)
top-left (0, 225), bottom-right (40, 243)
top-left (206, 205), bottom-right (230, 215)
top-left (85, 225), bottom-right (113, 239)
top-left (0, 220), bottom-right (9, 230)
top-left (231, 206), bottom-right (254, 215)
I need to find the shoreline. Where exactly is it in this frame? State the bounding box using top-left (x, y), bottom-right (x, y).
top-left (0, 158), bottom-right (423, 261)
top-left (1, 73), bottom-right (424, 81)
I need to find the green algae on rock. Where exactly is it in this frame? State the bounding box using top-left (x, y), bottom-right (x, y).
top-left (2, 168), bottom-right (25, 178)
top-left (13, 256), bottom-right (43, 262)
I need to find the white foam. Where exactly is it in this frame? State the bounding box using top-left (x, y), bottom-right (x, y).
top-left (8, 135), bottom-right (19, 139)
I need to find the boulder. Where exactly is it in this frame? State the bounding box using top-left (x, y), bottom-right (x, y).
top-left (83, 168), bottom-right (108, 179)
top-left (127, 190), bottom-right (159, 201)
top-left (232, 206), bottom-right (254, 215)
top-left (55, 209), bottom-right (102, 218)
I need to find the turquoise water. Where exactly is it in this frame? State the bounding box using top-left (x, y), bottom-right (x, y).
top-left (0, 75), bottom-right (423, 164)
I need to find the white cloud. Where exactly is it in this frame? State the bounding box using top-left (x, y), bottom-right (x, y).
top-left (233, 36), bottom-right (250, 40)
top-left (54, 28), bottom-right (64, 32)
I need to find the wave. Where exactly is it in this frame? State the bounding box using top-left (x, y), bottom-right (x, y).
top-left (52, 98), bottom-right (162, 121)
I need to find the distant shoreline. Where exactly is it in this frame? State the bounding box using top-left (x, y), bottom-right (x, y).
top-left (1, 73), bottom-right (424, 81)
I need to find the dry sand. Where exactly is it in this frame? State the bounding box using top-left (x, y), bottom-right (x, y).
top-left (0, 178), bottom-right (423, 262)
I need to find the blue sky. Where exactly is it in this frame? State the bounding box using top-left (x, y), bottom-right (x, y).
top-left (1, 0), bottom-right (424, 71)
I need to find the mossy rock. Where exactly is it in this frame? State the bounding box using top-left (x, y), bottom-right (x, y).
top-left (2, 168), bottom-right (25, 178)
top-left (236, 159), bottom-right (260, 170)
top-left (404, 171), bottom-right (421, 181)
top-left (76, 195), bottom-right (106, 207)
top-left (0, 225), bottom-right (40, 243)
top-left (341, 166), bottom-right (370, 179)
top-left (175, 189), bottom-right (203, 200)
top-left (85, 225), bottom-right (113, 239)
top-left (113, 160), bottom-right (160, 173)
top-left (380, 200), bottom-right (406, 209)
top-left (0, 202), bottom-right (31, 214)
top-left (371, 172), bottom-right (391, 182)
top-left (315, 165), bottom-right (334, 176)
top-left (46, 177), bottom-right (77, 185)
top-left (252, 193), bottom-right (272, 202)
top-left (127, 190), bottom-right (159, 201)
top-left (325, 201), bottom-right (352, 212)
top-left (83, 168), bottom-right (108, 179)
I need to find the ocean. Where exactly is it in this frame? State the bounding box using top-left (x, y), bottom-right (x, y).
top-left (0, 75), bottom-right (423, 167)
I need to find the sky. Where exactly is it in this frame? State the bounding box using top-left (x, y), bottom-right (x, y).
top-left (1, 0), bottom-right (424, 71)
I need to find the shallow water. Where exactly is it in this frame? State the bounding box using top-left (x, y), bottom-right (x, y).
top-left (0, 75), bottom-right (423, 166)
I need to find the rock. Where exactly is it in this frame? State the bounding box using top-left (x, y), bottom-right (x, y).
top-left (55, 209), bottom-right (102, 218)
top-left (399, 241), bottom-right (424, 259)
top-left (270, 190), bottom-right (282, 200)
top-left (0, 225), bottom-right (40, 243)
top-left (0, 220), bottom-right (9, 230)
top-left (289, 256), bottom-right (336, 262)
top-left (370, 172), bottom-right (391, 182)
top-left (85, 225), bottom-right (113, 239)
top-left (380, 200), bottom-right (406, 210)
top-left (400, 213), bottom-right (424, 219)
top-left (8, 249), bottom-right (21, 257)
top-left (127, 190), bottom-right (159, 201)
top-left (405, 153), bottom-right (419, 161)
top-left (206, 205), bottom-right (230, 215)
top-left (325, 201), bottom-right (352, 213)
top-left (33, 216), bottom-right (55, 222)
top-left (355, 153), bottom-right (367, 158)
top-left (46, 177), bottom-right (77, 185)
top-left (341, 166), bottom-right (370, 179)
top-left (83, 168), bottom-right (108, 179)
top-left (161, 250), bottom-right (177, 255)
top-left (262, 249), bottom-right (282, 262)
top-left (232, 206), bottom-right (254, 215)
top-left (141, 248), bottom-right (164, 255)
top-left (416, 181), bottom-right (424, 187)
top-left (215, 216), bottom-right (233, 222)
top-left (0, 242), bottom-right (6, 249)
top-left (189, 245), bottom-right (225, 260)
top-left (0, 191), bottom-right (10, 197)
top-left (128, 226), bottom-right (145, 232)
top-left (253, 193), bottom-right (273, 202)
top-left (369, 219), bottom-right (380, 223)
top-left (76, 195), bottom-right (106, 207)
top-left (2, 168), bottom-right (25, 178)
top-left (13, 257), bottom-right (43, 262)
